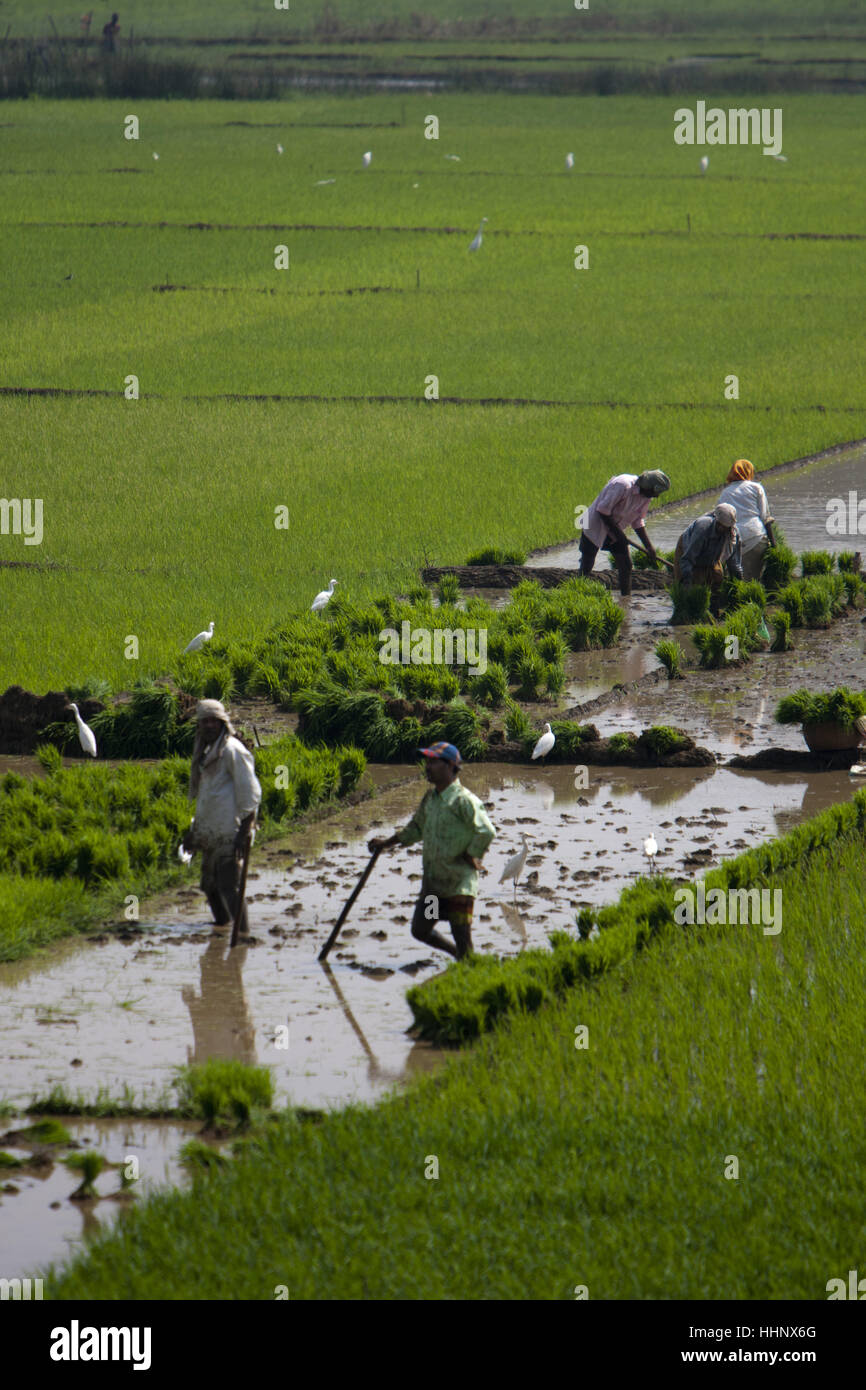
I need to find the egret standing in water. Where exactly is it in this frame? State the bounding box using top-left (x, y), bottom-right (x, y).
top-left (468, 217), bottom-right (488, 252)
top-left (183, 621), bottom-right (215, 654)
top-left (311, 579), bottom-right (338, 613)
top-left (532, 722), bottom-right (556, 763)
top-left (68, 703), bottom-right (97, 758)
top-left (499, 832), bottom-right (531, 901)
top-left (643, 834), bottom-right (658, 873)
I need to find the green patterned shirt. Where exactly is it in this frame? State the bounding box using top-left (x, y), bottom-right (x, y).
top-left (396, 778), bottom-right (496, 897)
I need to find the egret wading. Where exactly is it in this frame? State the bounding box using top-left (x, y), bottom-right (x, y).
top-left (499, 832), bottom-right (531, 901)
top-left (311, 579), bottom-right (338, 613)
top-left (468, 217), bottom-right (488, 252)
top-left (184, 621), bottom-right (215, 654)
top-left (643, 834), bottom-right (658, 873)
top-left (68, 703), bottom-right (97, 758)
top-left (532, 722), bottom-right (556, 764)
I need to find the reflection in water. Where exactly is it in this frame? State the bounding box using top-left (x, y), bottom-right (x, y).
top-left (319, 962), bottom-right (404, 1085)
top-left (499, 901), bottom-right (529, 951)
top-left (181, 934), bottom-right (257, 1066)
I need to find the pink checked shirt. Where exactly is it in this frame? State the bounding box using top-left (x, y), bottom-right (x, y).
top-left (582, 474), bottom-right (651, 548)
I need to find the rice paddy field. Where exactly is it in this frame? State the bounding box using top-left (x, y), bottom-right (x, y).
top-left (2, 92), bottom-right (866, 692)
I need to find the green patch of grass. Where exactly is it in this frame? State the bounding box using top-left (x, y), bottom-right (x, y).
top-left (775, 686), bottom-right (866, 729)
top-left (174, 1060), bottom-right (274, 1130)
top-left (64, 1150), bottom-right (106, 1199)
top-left (0, 1151), bottom-right (23, 1168)
top-left (178, 1139), bottom-right (230, 1178)
top-left (464, 547), bottom-right (527, 566)
top-left (654, 638), bottom-right (684, 679)
top-left (670, 582), bottom-right (711, 625)
top-left (11, 1118), bottom-right (72, 1145)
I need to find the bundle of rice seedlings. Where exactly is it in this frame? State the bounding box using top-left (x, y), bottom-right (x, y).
top-left (654, 639), bottom-right (685, 679)
top-left (670, 582), bottom-right (710, 624)
top-left (800, 550), bottom-right (834, 576)
top-left (466, 662), bottom-right (509, 708)
top-left (437, 573), bottom-right (461, 605)
top-left (770, 611), bottom-right (792, 652)
top-left (465, 546), bottom-right (527, 565)
top-left (64, 1149), bottom-right (106, 1200)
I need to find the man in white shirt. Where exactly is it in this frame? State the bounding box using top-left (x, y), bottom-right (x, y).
top-left (182, 700), bottom-right (262, 935)
top-left (718, 459), bottom-right (776, 581)
top-left (578, 470), bottom-right (670, 595)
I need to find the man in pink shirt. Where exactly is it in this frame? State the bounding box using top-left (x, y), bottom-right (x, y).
top-left (578, 470), bottom-right (670, 595)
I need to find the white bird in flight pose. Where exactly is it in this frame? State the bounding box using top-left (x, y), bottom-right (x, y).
top-left (644, 834), bottom-right (658, 873)
top-left (362, 151), bottom-right (372, 168)
top-left (183, 621), bottom-right (214, 653)
top-left (468, 217), bottom-right (488, 251)
top-left (565, 152), bottom-right (575, 170)
top-left (532, 722), bottom-right (556, 763)
top-left (499, 832), bottom-right (531, 900)
top-left (68, 703), bottom-right (97, 758)
top-left (311, 579), bottom-right (338, 613)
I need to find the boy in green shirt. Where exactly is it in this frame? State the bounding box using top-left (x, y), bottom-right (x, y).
top-left (368, 742), bottom-right (496, 960)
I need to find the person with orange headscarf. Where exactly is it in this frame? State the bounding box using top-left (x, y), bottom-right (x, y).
top-left (718, 459), bottom-right (775, 581)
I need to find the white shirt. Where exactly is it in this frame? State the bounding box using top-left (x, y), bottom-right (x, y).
top-left (193, 735), bottom-right (262, 849)
top-left (718, 480), bottom-right (771, 553)
top-left (582, 474), bottom-right (651, 548)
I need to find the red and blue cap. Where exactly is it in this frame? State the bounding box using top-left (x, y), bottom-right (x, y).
top-left (418, 741), bottom-right (462, 766)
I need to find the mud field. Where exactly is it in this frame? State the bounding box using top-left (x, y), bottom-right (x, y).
top-left (2, 446), bottom-right (865, 1279)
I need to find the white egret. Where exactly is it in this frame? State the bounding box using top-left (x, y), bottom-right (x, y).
top-left (316, 178), bottom-right (336, 185)
top-left (277, 143), bottom-right (284, 155)
top-left (499, 832), bottom-right (531, 900)
top-left (183, 621), bottom-right (215, 654)
top-left (643, 834), bottom-right (658, 873)
top-left (565, 152), bottom-right (575, 170)
top-left (769, 153), bottom-right (788, 162)
top-left (153, 152), bottom-right (159, 161)
top-left (362, 151), bottom-right (372, 168)
top-left (311, 579), bottom-right (338, 613)
top-left (468, 217), bottom-right (488, 252)
top-left (699, 156), bottom-right (709, 174)
top-left (68, 703), bottom-right (97, 758)
top-left (444, 154), bottom-right (461, 161)
top-left (532, 722), bottom-right (556, 763)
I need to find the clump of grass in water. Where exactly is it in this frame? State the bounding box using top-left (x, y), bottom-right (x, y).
top-left (175, 1059), bottom-right (274, 1131)
top-left (636, 726), bottom-right (689, 758)
top-left (775, 687), bottom-right (866, 730)
top-left (670, 581), bottom-right (710, 625)
top-left (654, 638), bottom-right (685, 679)
top-left (13, 1118), bottom-right (72, 1145)
top-left (800, 550), bottom-right (834, 576)
top-left (437, 573), bottom-right (461, 605)
top-left (505, 700), bottom-right (533, 744)
top-left (761, 534), bottom-right (796, 592)
top-left (179, 1138), bottom-right (229, 1179)
top-left (770, 611), bottom-right (792, 653)
top-left (0, 1151), bottom-right (23, 1169)
top-left (64, 1149), bottom-right (106, 1201)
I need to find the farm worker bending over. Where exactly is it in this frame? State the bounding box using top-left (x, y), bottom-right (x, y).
top-left (182, 700), bottom-right (261, 937)
top-left (674, 503), bottom-right (743, 616)
top-left (368, 742), bottom-right (496, 961)
top-left (717, 459), bottom-right (776, 581)
top-left (578, 470), bottom-right (671, 595)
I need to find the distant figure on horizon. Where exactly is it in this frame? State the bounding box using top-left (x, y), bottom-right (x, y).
top-left (101, 12), bottom-right (120, 53)
top-left (80, 11), bottom-right (93, 37)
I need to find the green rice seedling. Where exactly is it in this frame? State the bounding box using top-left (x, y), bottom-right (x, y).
top-left (16, 1118), bottom-right (72, 1145)
top-left (65, 677), bottom-right (112, 704)
top-left (437, 573), bottom-right (461, 606)
top-left (505, 700), bottom-right (533, 743)
top-left (670, 582), bottom-right (710, 625)
top-left (422, 703), bottom-right (486, 762)
top-left (465, 547), bottom-right (527, 566)
top-left (775, 687), bottom-right (866, 729)
top-left (537, 631), bottom-right (568, 665)
top-left (800, 550), bottom-right (834, 576)
top-left (632, 547), bottom-right (675, 571)
top-left (0, 1151), bottom-right (23, 1168)
top-left (654, 639), bottom-right (684, 679)
top-left (836, 551), bottom-right (859, 573)
top-left (777, 582), bottom-right (804, 626)
top-left (544, 661), bottom-right (566, 696)
top-left (175, 1059), bottom-right (274, 1130)
top-left (466, 662), bottom-right (509, 708)
top-left (692, 625), bottom-right (728, 668)
top-left (607, 732), bottom-right (637, 758)
top-left (513, 651), bottom-right (546, 701)
top-left (635, 726), bottom-right (689, 758)
top-left (761, 539), bottom-right (796, 592)
top-left (576, 909), bottom-right (596, 941)
top-left (179, 1139), bottom-right (229, 1178)
top-left (34, 743), bottom-right (64, 774)
top-left (840, 571), bottom-right (863, 606)
top-left (770, 611), bottom-right (792, 652)
top-left (64, 1150), bottom-right (106, 1200)
top-left (721, 577), bottom-right (767, 612)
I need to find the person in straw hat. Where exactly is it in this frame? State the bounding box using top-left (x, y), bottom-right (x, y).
top-left (181, 700), bottom-right (262, 936)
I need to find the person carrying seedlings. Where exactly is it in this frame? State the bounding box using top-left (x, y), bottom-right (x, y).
top-left (181, 700), bottom-right (261, 937)
top-left (367, 742), bottom-right (496, 961)
top-left (578, 470), bottom-right (671, 596)
top-left (717, 459), bottom-right (776, 581)
top-left (673, 502), bottom-right (743, 615)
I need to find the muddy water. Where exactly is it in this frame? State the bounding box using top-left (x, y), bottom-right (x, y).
top-left (530, 443), bottom-right (866, 569)
top-left (1, 762), bottom-right (859, 1129)
top-left (0, 1116), bottom-right (201, 1281)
